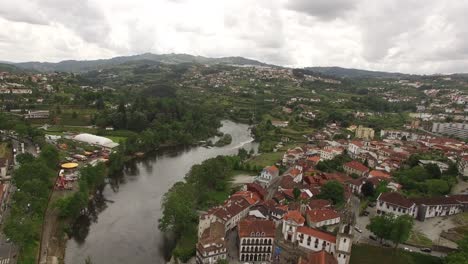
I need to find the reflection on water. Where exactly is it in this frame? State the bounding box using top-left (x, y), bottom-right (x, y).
top-left (65, 120), bottom-right (258, 264)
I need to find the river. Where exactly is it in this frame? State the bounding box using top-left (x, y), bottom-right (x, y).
top-left (64, 120), bottom-right (258, 264)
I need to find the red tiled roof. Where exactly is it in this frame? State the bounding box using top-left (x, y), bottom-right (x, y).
top-left (232, 191), bottom-right (261, 205)
top-left (238, 219), bottom-right (276, 238)
top-left (413, 196), bottom-right (461, 206)
top-left (283, 210), bottom-right (305, 225)
top-left (265, 165), bottom-right (279, 174)
top-left (308, 199), bottom-right (332, 209)
top-left (297, 226), bottom-right (336, 243)
top-left (299, 250), bottom-right (337, 264)
top-left (246, 183), bottom-right (267, 200)
top-left (369, 170), bottom-right (390, 178)
top-left (289, 168), bottom-right (302, 177)
top-left (307, 208), bottom-right (340, 223)
top-left (343, 160), bottom-right (369, 173)
top-left (347, 177), bottom-right (365, 186)
top-left (451, 194), bottom-right (468, 203)
top-left (378, 192), bottom-right (414, 208)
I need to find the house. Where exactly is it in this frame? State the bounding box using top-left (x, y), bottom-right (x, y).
top-left (343, 161), bottom-right (369, 177)
top-left (376, 192), bottom-right (417, 218)
top-left (413, 196), bottom-right (463, 221)
top-left (355, 126), bottom-right (374, 140)
top-left (306, 199), bottom-right (332, 210)
top-left (319, 148), bottom-right (342, 161)
top-left (244, 183), bottom-right (267, 200)
top-left (198, 192), bottom-right (259, 237)
top-left (272, 120), bottom-right (289, 128)
top-left (238, 219), bottom-right (276, 262)
top-left (457, 156), bottom-right (468, 177)
top-left (346, 178), bottom-right (365, 195)
top-left (255, 165), bottom-right (279, 187)
top-left (24, 110), bottom-right (50, 119)
top-left (306, 208), bottom-right (340, 228)
top-left (196, 221), bottom-right (227, 264)
top-left (451, 194), bottom-right (468, 212)
top-left (295, 226), bottom-right (337, 255)
top-left (283, 147), bottom-right (305, 165)
top-left (347, 141), bottom-right (363, 159)
top-left (298, 250), bottom-right (337, 264)
top-left (286, 166), bottom-right (304, 183)
top-left (282, 210), bottom-right (306, 242)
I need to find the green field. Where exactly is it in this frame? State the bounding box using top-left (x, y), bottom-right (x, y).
top-left (408, 230), bottom-right (433, 247)
top-left (350, 244), bottom-right (442, 264)
top-left (247, 151), bottom-right (283, 168)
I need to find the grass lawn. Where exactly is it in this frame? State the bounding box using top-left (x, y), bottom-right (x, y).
top-left (408, 230), bottom-right (433, 247)
top-left (350, 244), bottom-right (442, 264)
top-left (104, 136), bottom-right (127, 143)
top-left (247, 151), bottom-right (283, 168)
top-left (46, 125), bottom-right (98, 134)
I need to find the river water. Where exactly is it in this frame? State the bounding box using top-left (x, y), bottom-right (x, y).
top-left (64, 120), bottom-right (258, 264)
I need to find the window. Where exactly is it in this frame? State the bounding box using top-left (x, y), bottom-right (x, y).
top-left (344, 239), bottom-right (347, 243)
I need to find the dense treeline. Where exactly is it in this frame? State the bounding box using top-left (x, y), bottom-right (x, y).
top-left (55, 164), bottom-right (106, 220)
top-left (394, 153), bottom-right (458, 197)
top-left (159, 155), bottom-right (242, 261)
top-left (3, 145), bottom-right (59, 263)
top-left (93, 97), bottom-right (223, 149)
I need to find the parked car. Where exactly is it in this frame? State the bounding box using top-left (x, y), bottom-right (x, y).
top-left (404, 247), bottom-right (413, 252)
top-left (369, 235), bottom-right (377, 240)
top-left (354, 226), bottom-right (363, 233)
top-left (363, 210), bottom-right (370, 216)
top-left (368, 202), bottom-right (376, 208)
top-left (382, 242), bottom-right (391, 247)
top-left (420, 248), bottom-right (432, 253)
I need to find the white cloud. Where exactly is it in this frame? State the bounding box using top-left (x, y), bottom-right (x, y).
top-left (0, 0), bottom-right (468, 73)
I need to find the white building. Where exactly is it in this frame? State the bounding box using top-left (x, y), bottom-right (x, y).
top-left (413, 196), bottom-right (463, 221)
top-left (73, 133), bottom-right (119, 149)
top-left (432, 122), bottom-right (468, 139)
top-left (254, 165), bottom-right (279, 187)
top-left (376, 192), bottom-right (418, 218)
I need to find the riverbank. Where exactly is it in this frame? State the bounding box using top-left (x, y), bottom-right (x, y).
top-left (63, 120), bottom-right (257, 264)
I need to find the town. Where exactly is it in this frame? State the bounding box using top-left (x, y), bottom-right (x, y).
top-left (196, 124), bottom-right (468, 264)
top-left (1, 54), bottom-right (468, 264)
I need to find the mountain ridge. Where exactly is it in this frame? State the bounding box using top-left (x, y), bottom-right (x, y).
top-left (2, 53), bottom-right (464, 79)
top-left (6, 53), bottom-right (274, 73)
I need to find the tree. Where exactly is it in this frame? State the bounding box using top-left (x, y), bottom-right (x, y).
top-left (389, 215), bottom-right (414, 249)
top-left (425, 179), bottom-right (450, 196)
top-left (361, 181), bottom-right (375, 197)
top-left (424, 163), bottom-right (441, 179)
top-left (15, 153), bottom-right (34, 165)
top-left (367, 214), bottom-right (394, 242)
top-left (159, 182), bottom-right (197, 235)
top-left (446, 235), bottom-right (468, 264)
top-left (237, 148), bottom-right (248, 161)
top-left (317, 181), bottom-right (344, 205)
top-left (293, 187), bottom-right (301, 201)
top-left (39, 144), bottom-right (59, 169)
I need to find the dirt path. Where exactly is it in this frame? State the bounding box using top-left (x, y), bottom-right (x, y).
top-left (39, 190), bottom-right (74, 264)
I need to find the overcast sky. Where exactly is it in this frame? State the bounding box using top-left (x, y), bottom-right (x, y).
top-left (0, 0), bottom-right (467, 74)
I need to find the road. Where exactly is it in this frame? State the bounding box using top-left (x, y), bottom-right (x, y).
top-left (0, 132), bottom-right (36, 264)
top-left (0, 178), bottom-right (18, 264)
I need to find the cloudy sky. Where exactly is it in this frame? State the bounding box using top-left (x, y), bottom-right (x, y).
top-left (0, 0), bottom-right (467, 74)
